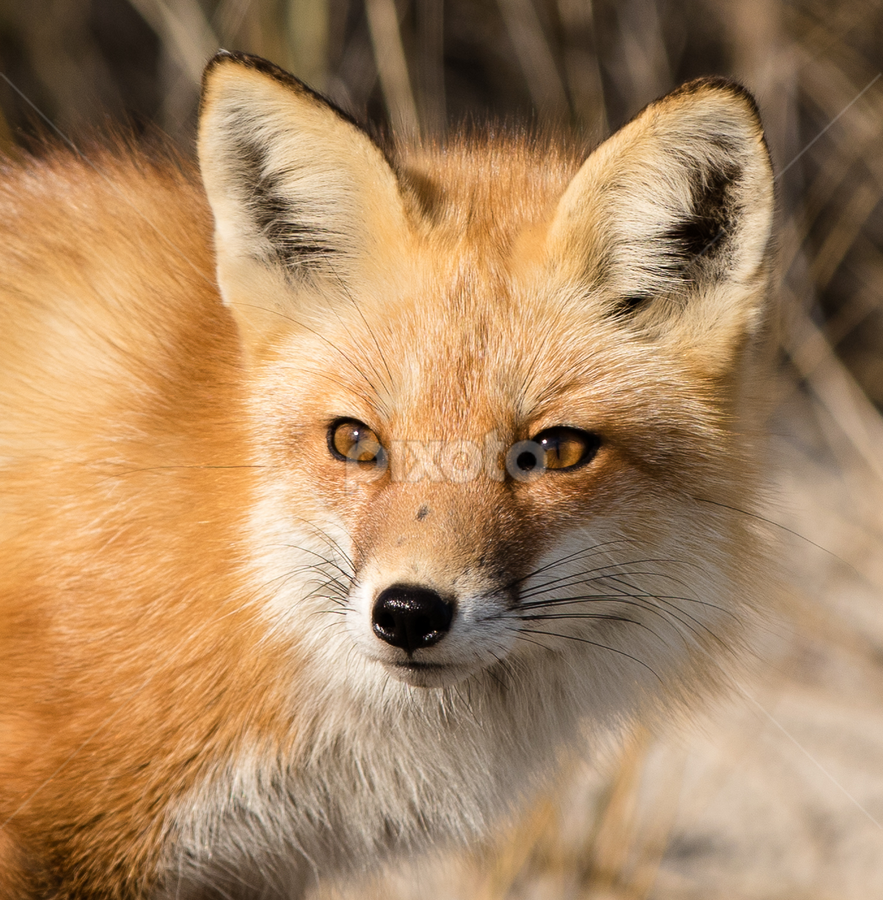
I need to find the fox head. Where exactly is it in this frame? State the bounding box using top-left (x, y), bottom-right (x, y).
top-left (198, 52), bottom-right (774, 725)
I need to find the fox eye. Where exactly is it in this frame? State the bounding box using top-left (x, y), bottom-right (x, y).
top-left (537, 427), bottom-right (601, 470)
top-left (509, 427), bottom-right (601, 476)
top-left (328, 419), bottom-right (385, 464)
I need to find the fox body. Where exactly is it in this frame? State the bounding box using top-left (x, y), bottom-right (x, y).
top-left (0, 53), bottom-right (774, 898)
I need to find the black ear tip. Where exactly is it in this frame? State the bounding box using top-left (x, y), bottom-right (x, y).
top-left (667, 76), bottom-right (763, 127)
top-left (203, 50), bottom-right (295, 84)
top-left (201, 50), bottom-right (243, 98)
top-left (203, 49), bottom-right (237, 75)
top-left (199, 50), bottom-right (369, 139)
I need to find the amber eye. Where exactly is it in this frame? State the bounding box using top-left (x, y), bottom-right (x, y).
top-left (508, 427), bottom-right (600, 478)
top-left (537, 427), bottom-right (600, 469)
top-left (328, 419), bottom-right (385, 464)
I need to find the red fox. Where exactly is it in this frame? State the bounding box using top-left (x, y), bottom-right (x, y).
top-left (0, 51), bottom-right (774, 898)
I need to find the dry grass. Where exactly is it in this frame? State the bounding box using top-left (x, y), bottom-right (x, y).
top-left (1, 1), bottom-right (881, 897)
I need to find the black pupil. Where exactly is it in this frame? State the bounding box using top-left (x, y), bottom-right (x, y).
top-left (350, 428), bottom-right (374, 459)
top-left (329, 420), bottom-right (381, 463)
top-left (539, 437), bottom-right (556, 457)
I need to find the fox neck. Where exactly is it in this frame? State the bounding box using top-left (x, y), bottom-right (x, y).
top-left (162, 649), bottom-right (588, 896)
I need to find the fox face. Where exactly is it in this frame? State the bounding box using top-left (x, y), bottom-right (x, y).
top-left (0, 51), bottom-right (775, 899)
top-left (198, 52), bottom-right (773, 701)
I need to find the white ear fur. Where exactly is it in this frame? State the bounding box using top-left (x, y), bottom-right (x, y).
top-left (198, 52), bottom-right (410, 355)
top-left (547, 78), bottom-right (774, 373)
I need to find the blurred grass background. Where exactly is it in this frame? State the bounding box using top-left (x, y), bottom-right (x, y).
top-left (1, 2), bottom-right (882, 898)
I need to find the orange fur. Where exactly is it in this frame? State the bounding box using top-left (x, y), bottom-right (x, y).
top-left (0, 149), bottom-right (278, 894)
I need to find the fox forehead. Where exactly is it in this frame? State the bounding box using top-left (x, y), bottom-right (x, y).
top-left (264, 228), bottom-right (717, 456)
top-left (272, 275), bottom-right (605, 435)
top-left (396, 136), bottom-right (583, 247)
top-left (256, 146), bottom-right (611, 430)
top-left (255, 131), bottom-right (735, 447)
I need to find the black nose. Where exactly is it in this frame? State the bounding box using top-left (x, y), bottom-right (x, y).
top-left (372, 584), bottom-right (454, 654)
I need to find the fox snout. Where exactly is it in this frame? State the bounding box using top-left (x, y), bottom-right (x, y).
top-left (339, 482), bottom-right (528, 686)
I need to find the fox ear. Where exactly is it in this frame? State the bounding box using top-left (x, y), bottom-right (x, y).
top-left (547, 78), bottom-right (774, 374)
top-left (198, 52), bottom-right (410, 355)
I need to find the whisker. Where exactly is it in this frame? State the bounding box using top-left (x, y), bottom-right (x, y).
top-left (520, 590), bottom-right (720, 647)
top-left (593, 573), bottom-right (731, 643)
top-left (517, 628), bottom-right (663, 683)
top-left (482, 650), bottom-right (511, 692)
top-left (282, 531), bottom-right (356, 580)
top-left (505, 539), bottom-right (638, 590)
top-left (279, 554), bottom-right (353, 594)
top-left (692, 495), bottom-right (853, 571)
top-left (240, 301), bottom-right (386, 405)
top-left (502, 624), bottom-right (557, 653)
top-left (519, 559), bottom-right (694, 600)
top-left (332, 270), bottom-right (396, 396)
top-left (516, 612), bottom-right (647, 629)
top-left (522, 582), bottom-right (731, 617)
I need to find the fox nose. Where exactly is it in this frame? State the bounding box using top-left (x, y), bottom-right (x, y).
top-left (372, 585), bottom-right (454, 654)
